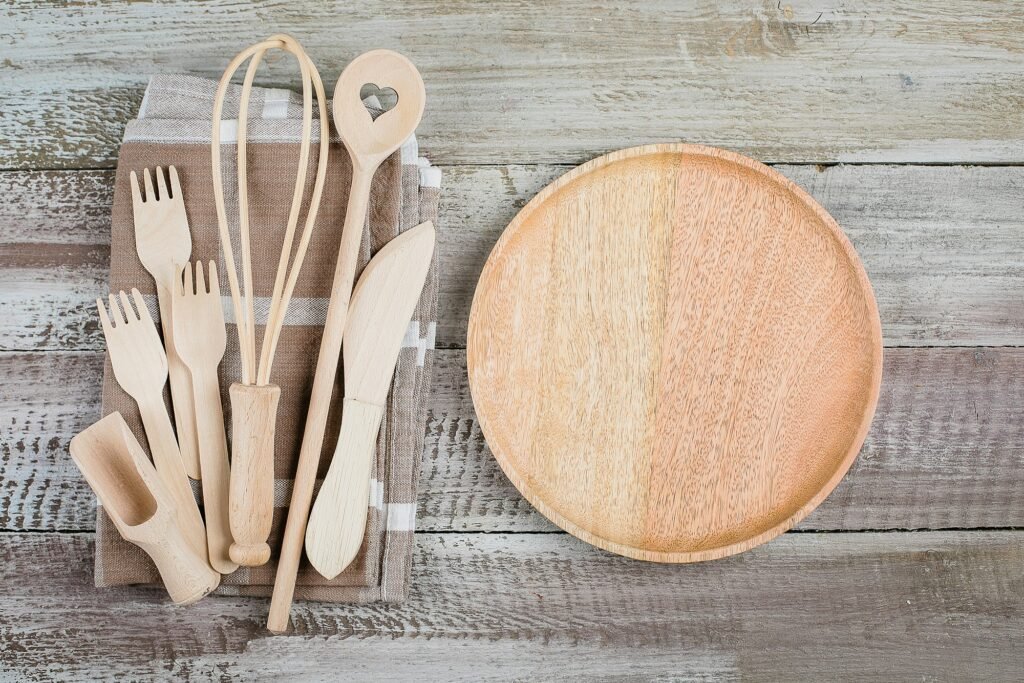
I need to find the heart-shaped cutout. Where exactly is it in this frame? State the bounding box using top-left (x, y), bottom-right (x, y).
top-left (360, 82), bottom-right (399, 120)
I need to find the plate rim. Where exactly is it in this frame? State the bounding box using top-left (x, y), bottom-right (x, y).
top-left (467, 143), bottom-right (884, 563)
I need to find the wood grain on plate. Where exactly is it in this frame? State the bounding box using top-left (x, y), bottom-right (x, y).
top-left (4, 1), bottom-right (1024, 169)
top-left (469, 144), bottom-right (883, 561)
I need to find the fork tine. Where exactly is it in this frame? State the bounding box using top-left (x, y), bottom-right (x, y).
top-left (196, 260), bottom-right (207, 294)
top-left (132, 288), bottom-right (152, 325)
top-left (129, 171), bottom-right (144, 206)
top-left (156, 166), bottom-right (169, 200)
top-left (144, 168), bottom-right (155, 202)
top-left (169, 165), bottom-right (181, 200)
top-left (96, 298), bottom-right (113, 334)
top-left (108, 293), bottom-right (126, 326)
top-left (119, 290), bottom-right (135, 322)
top-left (207, 261), bottom-right (220, 295)
top-left (183, 261), bottom-right (194, 296)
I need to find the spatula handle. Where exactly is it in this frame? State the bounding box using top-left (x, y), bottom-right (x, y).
top-left (304, 397), bottom-right (384, 580)
top-left (192, 368), bottom-right (238, 575)
top-left (228, 383), bottom-right (279, 566)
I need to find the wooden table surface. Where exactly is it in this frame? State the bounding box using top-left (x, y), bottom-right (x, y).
top-left (2, 2), bottom-right (1023, 680)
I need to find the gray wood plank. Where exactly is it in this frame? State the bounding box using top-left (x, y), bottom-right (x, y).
top-left (0, 530), bottom-right (1021, 681)
top-left (438, 163), bottom-right (1024, 348)
top-left (4, 2), bottom-right (1024, 169)
top-left (4, 347), bottom-right (1023, 533)
top-left (4, 164), bottom-right (1024, 351)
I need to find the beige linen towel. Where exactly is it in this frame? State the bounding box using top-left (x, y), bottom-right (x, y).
top-left (95, 75), bottom-right (440, 603)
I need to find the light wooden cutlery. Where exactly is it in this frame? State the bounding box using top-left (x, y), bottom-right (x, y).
top-left (70, 413), bottom-right (220, 604)
top-left (210, 34), bottom-right (330, 568)
top-left (304, 221), bottom-right (435, 579)
top-left (96, 288), bottom-right (208, 563)
top-left (268, 49), bottom-right (426, 633)
top-left (172, 261), bottom-right (237, 575)
top-left (130, 166), bottom-right (201, 481)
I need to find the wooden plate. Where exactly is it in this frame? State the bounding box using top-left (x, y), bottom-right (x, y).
top-left (467, 144), bottom-right (883, 562)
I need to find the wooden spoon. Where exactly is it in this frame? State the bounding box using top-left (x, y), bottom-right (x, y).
top-left (70, 412), bottom-right (220, 605)
top-left (304, 220), bottom-right (435, 579)
top-left (268, 49), bottom-right (425, 633)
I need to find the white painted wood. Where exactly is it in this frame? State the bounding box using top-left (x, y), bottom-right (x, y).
top-left (3, 165), bottom-right (1024, 351)
top-left (0, 531), bottom-right (1021, 679)
top-left (4, 347), bottom-right (1024, 533)
top-left (3, 2), bottom-right (1024, 168)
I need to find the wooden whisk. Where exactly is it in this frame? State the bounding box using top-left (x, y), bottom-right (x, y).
top-left (211, 34), bottom-right (329, 567)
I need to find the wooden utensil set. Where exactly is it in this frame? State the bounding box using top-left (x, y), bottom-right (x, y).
top-left (68, 36), bottom-right (434, 632)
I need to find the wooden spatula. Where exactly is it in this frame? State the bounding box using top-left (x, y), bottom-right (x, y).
top-left (172, 261), bottom-right (237, 575)
top-left (70, 412), bottom-right (220, 605)
top-left (96, 288), bottom-right (207, 563)
top-left (304, 220), bottom-right (435, 579)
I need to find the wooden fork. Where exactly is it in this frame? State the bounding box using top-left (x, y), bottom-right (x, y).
top-left (96, 288), bottom-right (208, 563)
top-left (130, 166), bottom-right (201, 481)
top-left (172, 261), bottom-right (237, 574)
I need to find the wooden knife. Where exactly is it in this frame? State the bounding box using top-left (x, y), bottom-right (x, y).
top-left (304, 221), bottom-right (435, 579)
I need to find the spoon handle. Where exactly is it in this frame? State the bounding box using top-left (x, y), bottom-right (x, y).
top-left (268, 165), bottom-right (375, 632)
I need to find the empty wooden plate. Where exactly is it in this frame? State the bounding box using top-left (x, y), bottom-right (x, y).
top-left (467, 144), bottom-right (883, 562)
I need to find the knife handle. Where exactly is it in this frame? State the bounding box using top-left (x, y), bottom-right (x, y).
top-left (228, 383), bottom-right (280, 567)
top-left (304, 397), bottom-right (383, 580)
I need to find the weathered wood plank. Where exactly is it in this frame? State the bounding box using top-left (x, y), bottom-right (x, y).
top-left (439, 162), bottom-right (1024, 348)
top-left (4, 1), bottom-right (1024, 169)
top-left (4, 165), bottom-right (1024, 351)
top-left (4, 347), bottom-right (1023, 533)
top-left (0, 531), bottom-right (1021, 681)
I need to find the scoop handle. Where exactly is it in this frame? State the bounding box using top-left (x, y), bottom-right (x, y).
top-left (228, 382), bottom-right (280, 566)
top-left (135, 517), bottom-right (222, 605)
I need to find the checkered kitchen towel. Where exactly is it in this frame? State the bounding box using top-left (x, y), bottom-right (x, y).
top-left (95, 75), bottom-right (440, 602)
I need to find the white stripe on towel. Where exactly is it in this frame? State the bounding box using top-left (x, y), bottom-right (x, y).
top-left (261, 88), bottom-right (291, 119)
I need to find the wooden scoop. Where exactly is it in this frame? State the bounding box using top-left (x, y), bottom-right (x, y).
top-left (69, 413), bottom-right (220, 605)
top-left (268, 49), bottom-right (425, 633)
top-left (304, 220), bottom-right (435, 579)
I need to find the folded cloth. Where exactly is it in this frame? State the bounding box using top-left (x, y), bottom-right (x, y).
top-left (95, 74), bottom-right (441, 603)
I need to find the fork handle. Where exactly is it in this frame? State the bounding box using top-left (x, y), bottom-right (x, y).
top-left (136, 393), bottom-right (209, 565)
top-left (191, 368), bottom-right (238, 575)
top-left (156, 285), bottom-right (202, 481)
